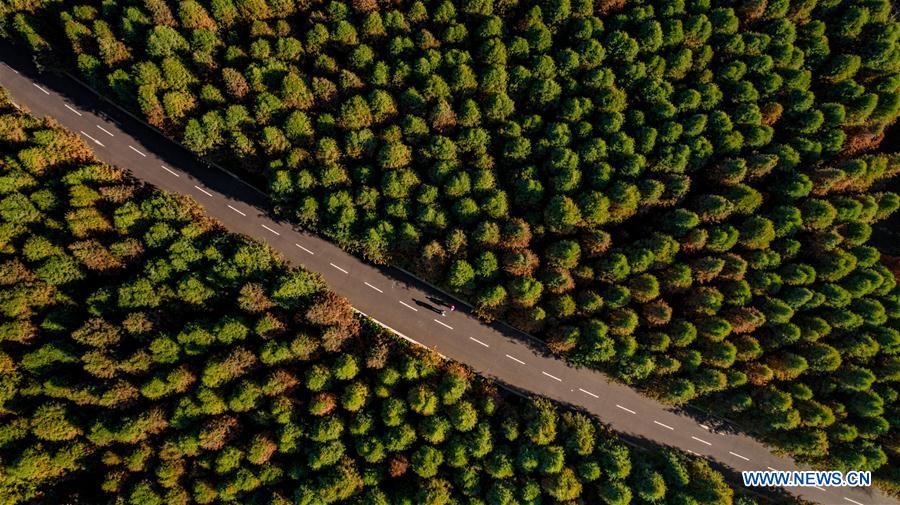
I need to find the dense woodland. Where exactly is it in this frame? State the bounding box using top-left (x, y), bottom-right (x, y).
top-left (0, 97), bottom-right (754, 504)
top-left (2, 0), bottom-right (900, 493)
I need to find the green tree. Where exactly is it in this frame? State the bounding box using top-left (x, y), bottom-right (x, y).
top-left (544, 195), bottom-right (582, 233)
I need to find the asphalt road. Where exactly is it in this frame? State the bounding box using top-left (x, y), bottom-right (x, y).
top-left (0, 53), bottom-right (894, 505)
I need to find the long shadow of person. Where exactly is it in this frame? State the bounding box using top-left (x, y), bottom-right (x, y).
top-left (413, 299), bottom-right (445, 315)
top-left (426, 295), bottom-right (447, 307)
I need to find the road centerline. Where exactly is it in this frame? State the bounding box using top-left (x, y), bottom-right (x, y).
top-left (295, 243), bottom-right (314, 255)
top-left (33, 83), bottom-right (49, 94)
top-left (505, 354), bottom-right (525, 365)
top-left (193, 185), bottom-right (213, 197)
top-left (227, 205), bottom-right (246, 216)
top-left (96, 125), bottom-right (114, 136)
top-left (578, 388), bottom-right (599, 398)
top-left (160, 165), bottom-right (180, 177)
top-left (79, 130), bottom-right (104, 147)
top-left (64, 104), bottom-right (82, 116)
top-left (616, 404), bottom-right (636, 414)
top-left (844, 498), bottom-right (863, 505)
top-left (399, 301), bottom-right (418, 311)
top-left (654, 420), bottom-right (674, 430)
top-left (691, 436), bottom-right (712, 446)
top-left (469, 337), bottom-right (489, 347)
top-left (433, 319), bottom-right (453, 330)
top-left (541, 371), bottom-right (562, 382)
top-left (261, 224), bottom-right (281, 236)
top-left (728, 451), bottom-right (749, 461)
top-left (128, 145), bottom-right (147, 157)
top-left (329, 262), bottom-right (348, 274)
top-left (364, 282), bottom-right (383, 293)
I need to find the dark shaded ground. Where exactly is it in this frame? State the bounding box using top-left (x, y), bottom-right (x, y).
top-left (871, 121), bottom-right (900, 255)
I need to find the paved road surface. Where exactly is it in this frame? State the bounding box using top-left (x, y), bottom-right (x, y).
top-left (0, 53), bottom-right (893, 505)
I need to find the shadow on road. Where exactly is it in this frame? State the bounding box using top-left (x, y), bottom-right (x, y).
top-left (412, 298), bottom-right (444, 315)
top-left (669, 404), bottom-right (745, 437)
top-left (427, 295), bottom-right (449, 307)
top-left (374, 266), bottom-right (557, 360)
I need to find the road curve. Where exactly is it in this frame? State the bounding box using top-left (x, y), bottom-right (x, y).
top-left (0, 54), bottom-right (893, 505)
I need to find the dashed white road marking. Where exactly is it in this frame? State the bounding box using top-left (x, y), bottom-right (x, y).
top-left (506, 354), bottom-right (525, 365)
top-left (160, 165), bottom-right (180, 177)
top-left (812, 486), bottom-right (825, 491)
top-left (686, 449), bottom-right (699, 456)
top-left (128, 145), bottom-right (146, 157)
top-left (261, 224), bottom-right (281, 236)
top-left (96, 125), bottom-right (114, 137)
top-left (364, 282), bottom-right (383, 293)
top-left (33, 83), bottom-right (49, 94)
top-left (434, 319), bottom-right (453, 330)
top-left (654, 420), bottom-right (674, 430)
top-left (767, 467), bottom-right (778, 472)
top-left (399, 300), bottom-right (417, 311)
top-left (329, 262), bottom-right (347, 273)
top-left (691, 436), bottom-right (712, 446)
top-left (469, 337), bottom-right (489, 347)
top-left (79, 130), bottom-right (104, 147)
top-left (729, 451), bottom-right (749, 461)
top-left (227, 205), bottom-right (246, 216)
top-left (64, 104), bottom-right (82, 116)
top-left (579, 388), bottom-right (599, 398)
top-left (295, 243), bottom-right (314, 255)
top-left (843, 498), bottom-right (863, 505)
top-left (616, 404), bottom-right (636, 414)
top-left (193, 185), bottom-right (212, 197)
top-left (542, 371), bottom-right (562, 382)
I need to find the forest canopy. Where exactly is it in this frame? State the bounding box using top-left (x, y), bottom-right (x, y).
top-left (0, 94), bottom-right (751, 504)
top-left (2, 0), bottom-right (899, 492)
